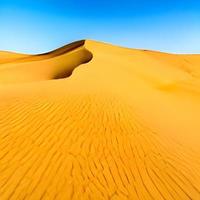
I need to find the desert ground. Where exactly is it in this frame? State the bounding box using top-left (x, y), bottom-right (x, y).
top-left (0, 40), bottom-right (200, 199)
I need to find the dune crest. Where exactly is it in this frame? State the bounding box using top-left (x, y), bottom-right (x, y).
top-left (0, 40), bottom-right (200, 199)
top-left (0, 40), bottom-right (93, 84)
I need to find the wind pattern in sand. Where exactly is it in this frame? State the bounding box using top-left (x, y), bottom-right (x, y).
top-left (0, 40), bottom-right (200, 199)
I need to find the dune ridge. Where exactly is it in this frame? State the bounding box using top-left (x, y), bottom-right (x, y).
top-left (0, 40), bottom-right (93, 83)
top-left (0, 40), bottom-right (200, 199)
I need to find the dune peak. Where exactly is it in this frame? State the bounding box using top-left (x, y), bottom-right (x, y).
top-left (0, 40), bottom-right (93, 84)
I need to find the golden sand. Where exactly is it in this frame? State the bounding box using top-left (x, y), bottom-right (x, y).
top-left (0, 40), bottom-right (200, 199)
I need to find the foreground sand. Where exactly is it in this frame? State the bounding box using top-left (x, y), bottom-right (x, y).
top-left (0, 40), bottom-right (200, 199)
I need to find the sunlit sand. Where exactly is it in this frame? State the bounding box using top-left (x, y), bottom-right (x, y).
top-left (0, 40), bottom-right (200, 199)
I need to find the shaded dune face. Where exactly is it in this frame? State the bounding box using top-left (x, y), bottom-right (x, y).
top-left (0, 40), bottom-right (93, 83)
top-left (0, 40), bottom-right (200, 199)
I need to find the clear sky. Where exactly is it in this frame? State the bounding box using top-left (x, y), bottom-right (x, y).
top-left (0, 0), bottom-right (200, 53)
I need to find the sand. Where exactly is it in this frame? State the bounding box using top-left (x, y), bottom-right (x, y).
top-left (0, 40), bottom-right (200, 199)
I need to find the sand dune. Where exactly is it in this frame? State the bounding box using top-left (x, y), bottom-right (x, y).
top-left (0, 40), bottom-right (92, 84)
top-left (0, 40), bottom-right (200, 199)
top-left (0, 51), bottom-right (28, 64)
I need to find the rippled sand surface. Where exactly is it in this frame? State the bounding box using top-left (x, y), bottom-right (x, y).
top-left (0, 40), bottom-right (200, 199)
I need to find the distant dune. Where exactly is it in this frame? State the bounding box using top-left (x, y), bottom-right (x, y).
top-left (0, 40), bottom-right (200, 199)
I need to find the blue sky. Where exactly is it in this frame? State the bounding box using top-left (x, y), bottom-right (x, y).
top-left (0, 0), bottom-right (200, 53)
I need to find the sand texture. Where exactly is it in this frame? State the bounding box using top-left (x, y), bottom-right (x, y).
top-left (0, 40), bottom-right (200, 199)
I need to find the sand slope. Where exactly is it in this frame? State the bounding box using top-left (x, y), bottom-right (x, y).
top-left (0, 40), bottom-right (200, 199)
